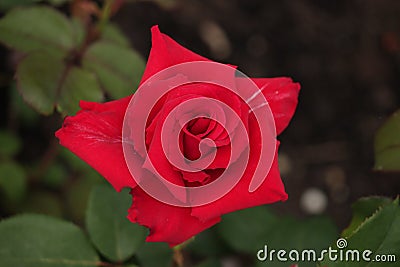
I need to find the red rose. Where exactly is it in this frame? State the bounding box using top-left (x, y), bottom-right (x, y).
top-left (56, 26), bottom-right (300, 246)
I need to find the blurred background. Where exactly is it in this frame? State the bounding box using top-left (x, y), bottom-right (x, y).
top-left (0, 0), bottom-right (400, 266)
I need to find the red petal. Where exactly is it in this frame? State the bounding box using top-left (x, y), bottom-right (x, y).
top-left (191, 113), bottom-right (288, 221)
top-left (251, 77), bottom-right (300, 135)
top-left (191, 150), bottom-right (287, 221)
top-left (55, 96), bottom-right (136, 191)
top-left (128, 187), bottom-right (220, 247)
top-left (141, 26), bottom-right (210, 84)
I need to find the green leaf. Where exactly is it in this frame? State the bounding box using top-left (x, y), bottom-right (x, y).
top-left (59, 147), bottom-right (93, 172)
top-left (0, 161), bottom-right (27, 203)
top-left (320, 198), bottom-right (400, 267)
top-left (17, 51), bottom-right (103, 115)
top-left (65, 176), bottom-right (101, 223)
top-left (41, 163), bottom-right (68, 189)
top-left (374, 110), bottom-right (400, 171)
top-left (70, 18), bottom-right (86, 50)
top-left (218, 206), bottom-right (338, 267)
top-left (195, 259), bottom-right (222, 267)
top-left (187, 229), bottom-right (228, 257)
top-left (0, 6), bottom-right (78, 55)
top-left (56, 63), bottom-right (104, 114)
top-left (217, 206), bottom-right (278, 254)
top-left (342, 196), bottom-right (392, 237)
top-left (10, 83), bottom-right (40, 126)
top-left (0, 130), bottom-right (21, 157)
top-left (101, 23), bottom-right (131, 47)
top-left (46, 0), bottom-right (70, 6)
top-left (0, 0), bottom-right (41, 11)
top-left (83, 41), bottom-right (145, 99)
top-left (86, 184), bottom-right (147, 262)
top-left (136, 242), bottom-right (173, 267)
top-left (0, 214), bottom-right (100, 267)
top-left (255, 216), bottom-right (338, 267)
top-left (20, 191), bottom-right (63, 217)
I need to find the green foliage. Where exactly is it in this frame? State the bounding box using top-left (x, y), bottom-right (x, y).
top-left (101, 23), bottom-right (132, 47)
top-left (86, 185), bottom-right (147, 262)
top-left (187, 229), bottom-right (228, 258)
top-left (83, 41), bottom-right (145, 99)
top-left (0, 5), bottom-right (144, 116)
top-left (136, 242), bottom-right (173, 267)
top-left (65, 174), bottom-right (103, 223)
top-left (0, 0), bottom-right (41, 11)
top-left (41, 163), bottom-right (68, 189)
top-left (0, 130), bottom-right (21, 158)
top-left (195, 259), bottom-right (222, 267)
top-left (0, 161), bottom-right (27, 203)
top-left (320, 198), bottom-right (400, 267)
top-left (217, 206), bottom-right (278, 253)
top-left (9, 84), bottom-right (40, 126)
top-left (0, 6), bottom-right (79, 55)
top-left (218, 206), bottom-right (338, 267)
top-left (374, 110), bottom-right (400, 171)
top-left (0, 0), bottom-right (68, 10)
top-left (20, 191), bottom-right (63, 217)
top-left (17, 51), bottom-right (103, 115)
top-left (342, 196), bottom-right (392, 237)
top-left (0, 214), bottom-right (100, 267)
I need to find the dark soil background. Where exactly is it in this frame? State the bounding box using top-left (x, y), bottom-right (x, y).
top-left (114, 0), bottom-right (400, 228)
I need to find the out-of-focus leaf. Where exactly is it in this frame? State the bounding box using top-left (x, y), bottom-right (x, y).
top-left (56, 62), bottom-right (104, 114)
top-left (195, 259), bottom-right (222, 267)
top-left (188, 229), bottom-right (229, 257)
top-left (20, 191), bottom-right (63, 217)
top-left (374, 110), bottom-right (400, 171)
top-left (0, 161), bottom-right (27, 203)
top-left (65, 176), bottom-right (101, 223)
top-left (59, 147), bottom-right (92, 172)
top-left (86, 185), bottom-right (147, 262)
top-left (0, 130), bottom-right (21, 157)
top-left (217, 206), bottom-right (278, 254)
top-left (320, 198), bottom-right (400, 267)
top-left (255, 216), bottom-right (338, 267)
top-left (342, 196), bottom-right (392, 237)
top-left (101, 23), bottom-right (131, 47)
top-left (10, 84), bottom-right (40, 126)
top-left (17, 51), bottom-right (103, 115)
top-left (218, 206), bottom-right (337, 267)
top-left (0, 0), bottom-right (68, 10)
top-left (83, 41), bottom-right (145, 99)
top-left (136, 242), bottom-right (173, 267)
top-left (0, 6), bottom-right (79, 55)
top-left (70, 18), bottom-right (86, 49)
top-left (46, 0), bottom-right (69, 6)
top-left (0, 214), bottom-right (100, 267)
top-left (42, 163), bottom-right (68, 189)
top-left (0, 0), bottom-right (40, 11)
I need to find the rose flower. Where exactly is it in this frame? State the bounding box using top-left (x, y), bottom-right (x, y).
top-left (56, 26), bottom-right (300, 246)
